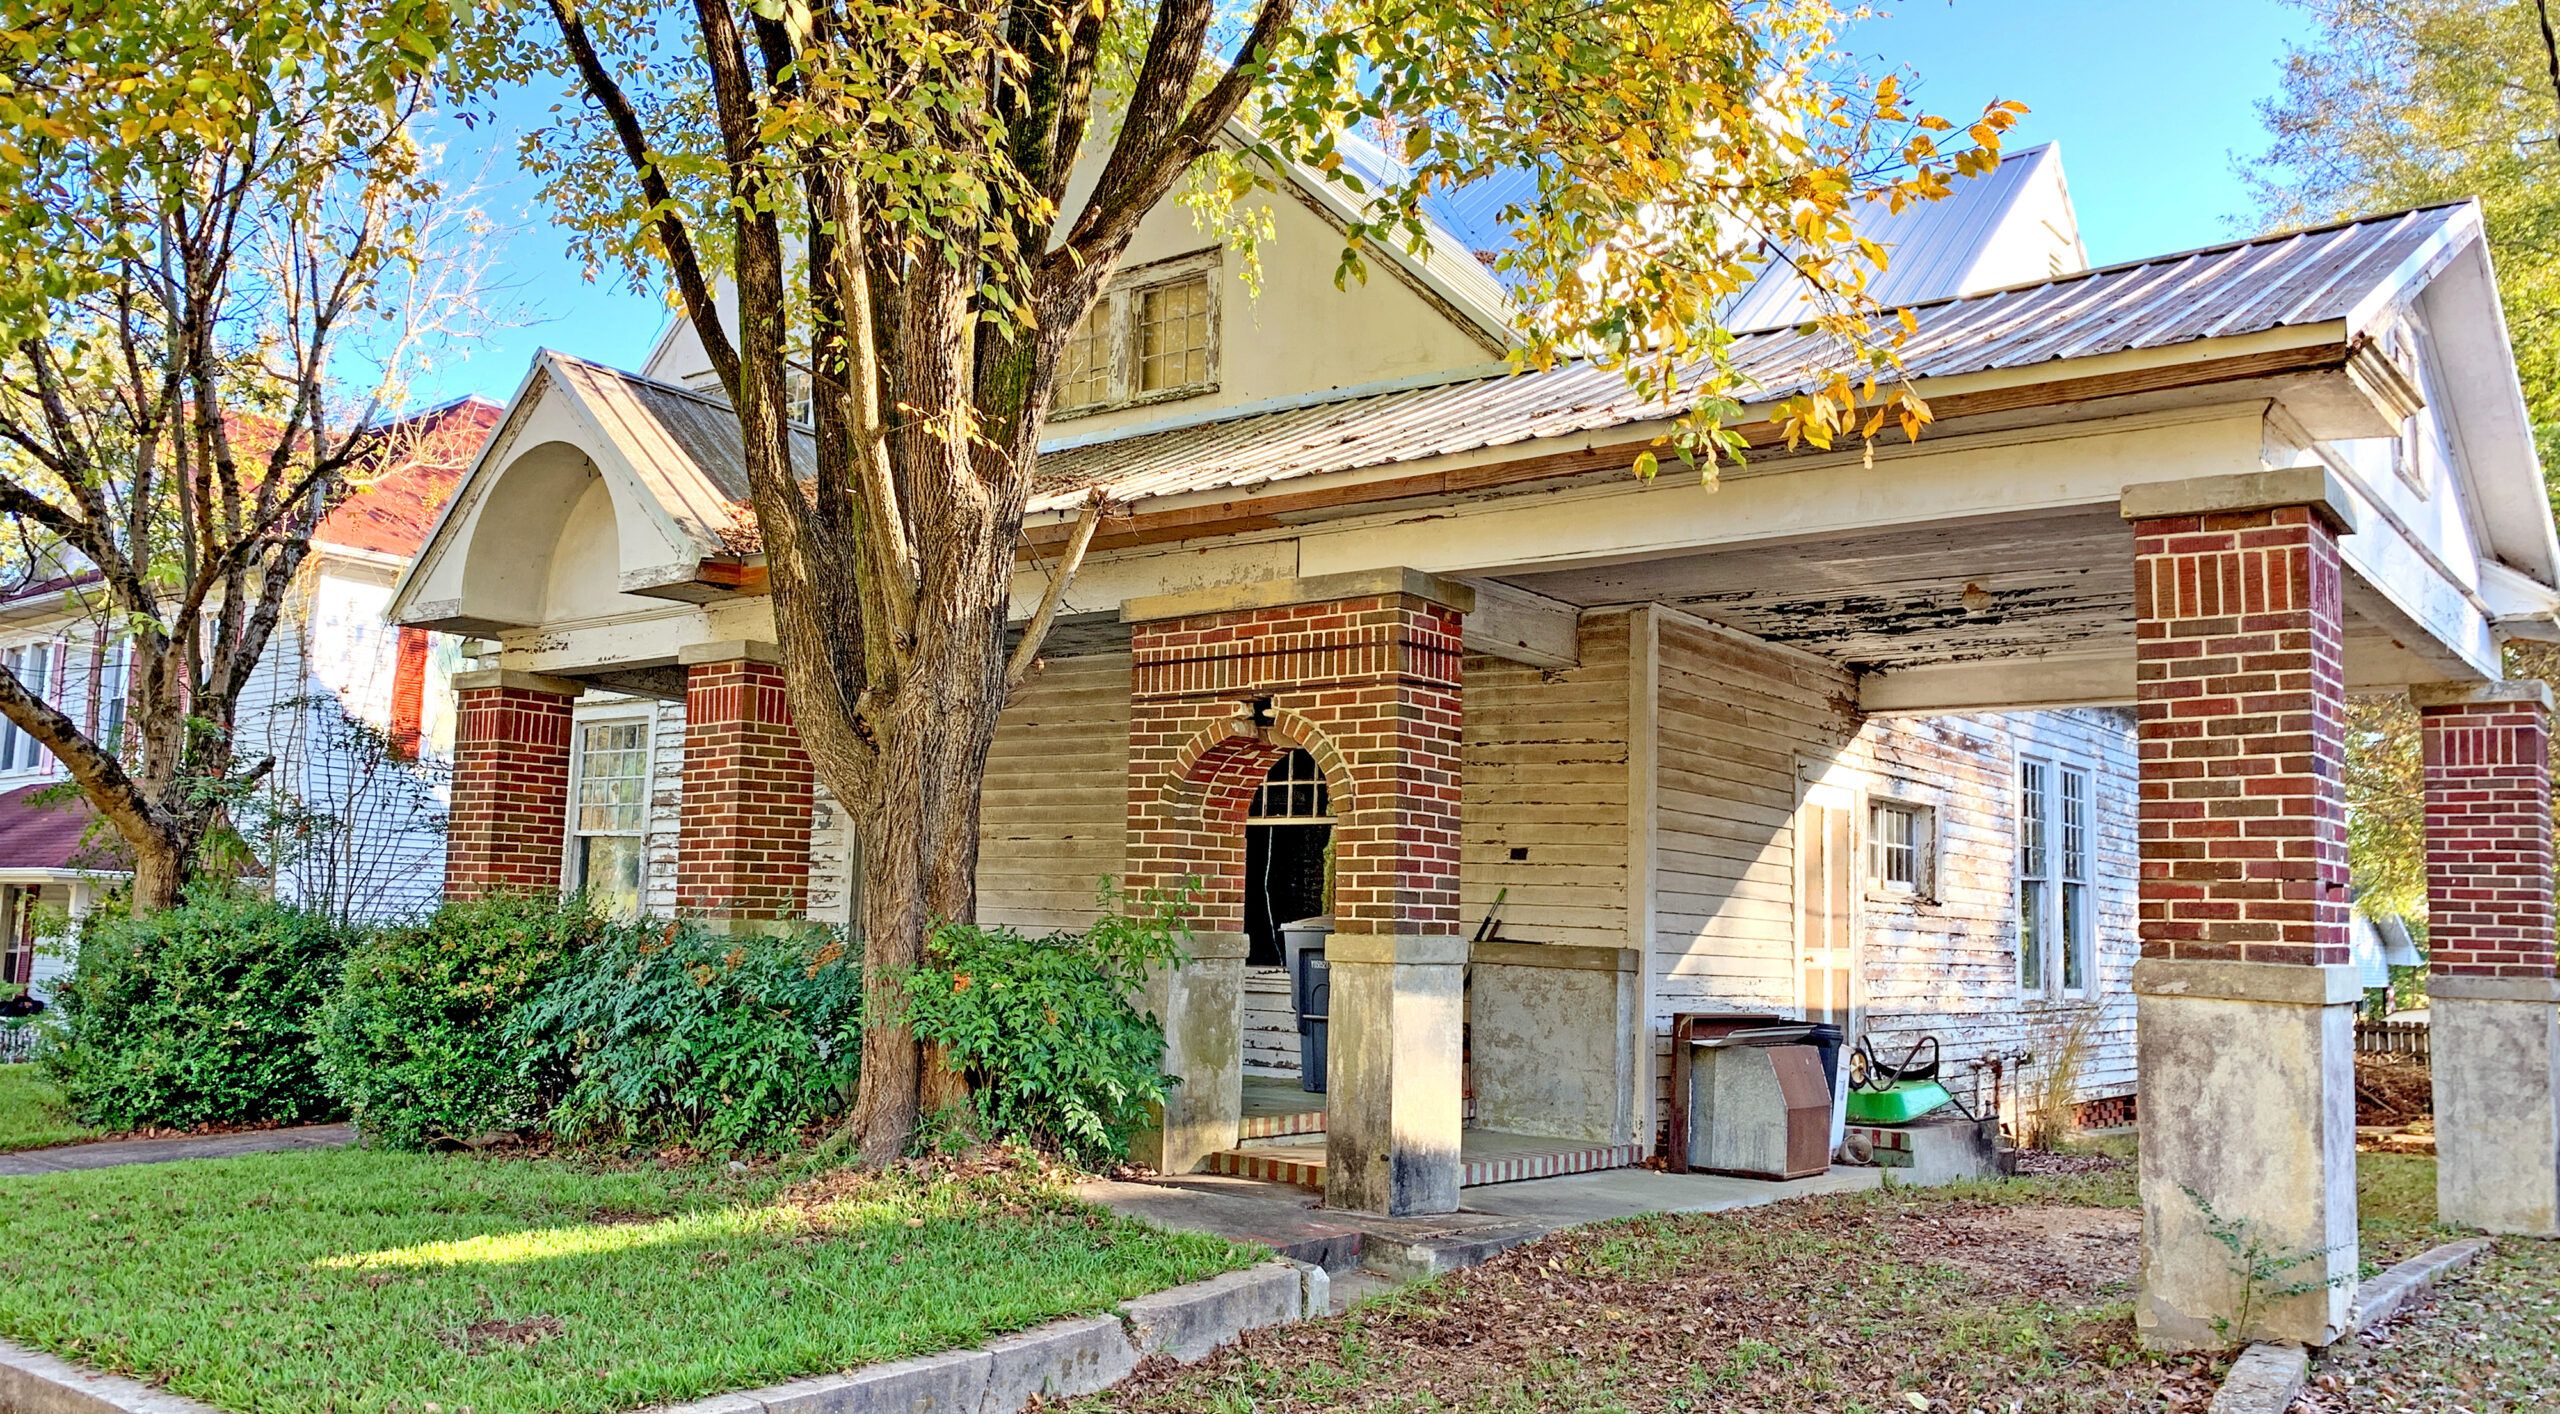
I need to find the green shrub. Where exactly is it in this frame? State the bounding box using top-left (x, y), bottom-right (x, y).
top-left (44, 889), bottom-right (353, 1130)
top-left (315, 894), bottom-right (601, 1149)
top-left (509, 918), bottom-right (861, 1152)
top-left (894, 884), bottom-right (1189, 1165)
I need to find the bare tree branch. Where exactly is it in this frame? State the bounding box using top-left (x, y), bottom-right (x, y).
top-left (1005, 488), bottom-right (1106, 690)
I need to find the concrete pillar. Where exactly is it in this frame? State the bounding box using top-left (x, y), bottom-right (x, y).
top-left (1325, 932), bottom-right (1466, 1213)
top-left (445, 669), bottom-right (580, 900)
top-left (1135, 931), bottom-right (1247, 1176)
top-left (1123, 569), bottom-right (1473, 1211)
top-left (2122, 469), bottom-right (2360, 1350)
top-left (2416, 679), bottom-right (2560, 1235)
top-left (677, 643), bottom-right (815, 929)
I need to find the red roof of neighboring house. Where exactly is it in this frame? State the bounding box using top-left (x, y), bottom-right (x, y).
top-left (313, 396), bottom-right (504, 559)
top-left (0, 783), bottom-right (104, 874)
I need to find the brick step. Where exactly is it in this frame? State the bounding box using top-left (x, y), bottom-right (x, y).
top-left (1238, 1108), bottom-right (1327, 1140)
top-left (1205, 1137), bottom-right (1644, 1191)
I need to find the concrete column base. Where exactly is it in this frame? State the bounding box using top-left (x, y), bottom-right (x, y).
top-left (1323, 931), bottom-right (1465, 1216)
top-left (1135, 931), bottom-right (1246, 1176)
top-left (2132, 959), bottom-right (2360, 1350)
top-left (2431, 975), bottom-right (2560, 1236)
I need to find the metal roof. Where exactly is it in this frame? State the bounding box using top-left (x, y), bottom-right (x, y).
top-left (1025, 201), bottom-right (2471, 513)
top-left (509, 202), bottom-right (2471, 532)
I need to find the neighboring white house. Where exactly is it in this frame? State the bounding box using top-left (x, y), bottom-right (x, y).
top-left (0, 396), bottom-right (499, 996)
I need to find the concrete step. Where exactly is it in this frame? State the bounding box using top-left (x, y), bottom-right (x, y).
top-left (1205, 1136), bottom-right (1647, 1192)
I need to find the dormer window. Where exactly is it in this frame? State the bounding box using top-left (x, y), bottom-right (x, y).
top-left (1050, 251), bottom-right (1220, 418)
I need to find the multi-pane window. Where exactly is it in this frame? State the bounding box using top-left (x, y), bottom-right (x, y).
top-left (2018, 758), bottom-right (2096, 996)
top-left (1135, 279), bottom-right (1212, 394)
top-left (1248, 749), bottom-right (1331, 822)
top-left (1047, 263), bottom-right (1218, 416)
top-left (2018, 761), bottom-right (2049, 994)
top-left (92, 644), bottom-right (128, 752)
top-left (570, 718), bottom-right (649, 919)
top-left (0, 642), bottom-right (57, 773)
top-left (1867, 799), bottom-right (1933, 898)
top-left (1054, 303), bottom-right (1114, 413)
top-left (2060, 768), bottom-right (2091, 993)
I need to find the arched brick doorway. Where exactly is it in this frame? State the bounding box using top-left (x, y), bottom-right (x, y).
top-left (1124, 573), bottom-right (1469, 1215)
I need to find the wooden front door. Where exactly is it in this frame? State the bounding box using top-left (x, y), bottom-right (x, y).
top-left (1796, 778), bottom-right (1859, 1035)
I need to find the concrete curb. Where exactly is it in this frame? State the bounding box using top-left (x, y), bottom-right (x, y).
top-left (0, 1339), bottom-right (222, 1413)
top-left (2207, 1343), bottom-right (2306, 1414)
top-left (656, 1259), bottom-right (1314, 1412)
top-left (0, 1261), bottom-right (1316, 1414)
top-left (2346, 1237), bottom-right (2491, 1334)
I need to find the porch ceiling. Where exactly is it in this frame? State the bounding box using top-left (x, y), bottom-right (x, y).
top-left (1496, 505), bottom-right (2469, 707)
top-left (1499, 507), bottom-right (2135, 674)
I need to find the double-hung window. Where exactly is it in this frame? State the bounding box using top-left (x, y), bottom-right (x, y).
top-left (2018, 757), bottom-right (2095, 996)
top-left (569, 717), bottom-right (650, 918)
top-left (1867, 799), bottom-right (1934, 900)
top-left (0, 642), bottom-right (57, 774)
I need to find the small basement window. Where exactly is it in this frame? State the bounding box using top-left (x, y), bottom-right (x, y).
top-left (1868, 799), bottom-right (1934, 900)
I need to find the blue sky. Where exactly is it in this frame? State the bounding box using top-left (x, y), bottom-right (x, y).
top-left (407, 0), bottom-right (2310, 406)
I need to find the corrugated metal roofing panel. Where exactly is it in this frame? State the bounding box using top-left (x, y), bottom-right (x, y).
top-left (520, 203), bottom-right (2467, 528)
top-left (1026, 202), bottom-right (2466, 513)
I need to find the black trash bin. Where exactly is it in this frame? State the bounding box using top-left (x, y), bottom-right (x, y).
top-left (1295, 947), bottom-right (1330, 1093)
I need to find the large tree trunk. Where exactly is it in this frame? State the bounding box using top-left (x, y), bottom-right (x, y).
top-left (127, 834), bottom-right (186, 916)
top-left (831, 556), bottom-right (1012, 1164)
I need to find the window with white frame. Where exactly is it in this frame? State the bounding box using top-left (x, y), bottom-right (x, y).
top-left (569, 717), bottom-right (650, 918)
top-left (1867, 798), bottom-right (1934, 900)
top-left (0, 641), bottom-right (58, 774)
top-left (2018, 757), bottom-right (2096, 996)
top-left (1048, 256), bottom-right (1219, 416)
top-left (91, 642), bottom-right (128, 753)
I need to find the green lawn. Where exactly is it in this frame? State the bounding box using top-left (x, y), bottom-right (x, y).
top-left (0, 1147), bottom-right (1254, 1413)
top-left (0, 1064), bottom-right (97, 1152)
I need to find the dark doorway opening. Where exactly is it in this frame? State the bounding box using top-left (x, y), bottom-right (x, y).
top-left (1243, 749), bottom-right (1331, 968)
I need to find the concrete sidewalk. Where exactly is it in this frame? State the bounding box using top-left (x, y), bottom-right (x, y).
top-left (1082, 1163), bottom-right (1883, 1302)
top-left (0, 1124), bottom-right (354, 1176)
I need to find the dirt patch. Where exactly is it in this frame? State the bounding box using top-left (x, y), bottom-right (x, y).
top-left (1079, 1184), bottom-right (2218, 1413)
top-left (2353, 1054), bottom-right (2432, 1128)
top-left (443, 1315), bottom-right (565, 1355)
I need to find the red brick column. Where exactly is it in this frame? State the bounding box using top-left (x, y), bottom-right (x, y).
top-left (2416, 680), bottom-right (2560, 1236)
top-left (2123, 475), bottom-right (2361, 1349)
top-left (2131, 502), bottom-right (2350, 965)
top-left (1127, 570), bottom-right (1470, 1213)
top-left (1127, 591), bottom-right (1465, 934)
top-left (2418, 683), bottom-right (2555, 979)
top-left (677, 647), bottom-right (814, 925)
top-left (445, 670), bottom-right (579, 899)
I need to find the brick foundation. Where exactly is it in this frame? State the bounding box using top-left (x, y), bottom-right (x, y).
top-left (446, 672), bottom-right (578, 899)
top-left (2131, 504), bottom-right (2350, 965)
top-left (2419, 687), bottom-right (2555, 979)
top-left (677, 655), bottom-right (814, 923)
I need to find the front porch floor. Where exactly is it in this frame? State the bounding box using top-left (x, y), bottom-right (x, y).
top-left (1206, 1128), bottom-right (1646, 1191)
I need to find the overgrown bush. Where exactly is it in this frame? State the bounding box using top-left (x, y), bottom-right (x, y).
top-left (895, 884), bottom-right (1189, 1165)
top-left (44, 888), bottom-right (353, 1130)
top-left (315, 894), bottom-right (601, 1149)
top-left (508, 918), bottom-right (861, 1152)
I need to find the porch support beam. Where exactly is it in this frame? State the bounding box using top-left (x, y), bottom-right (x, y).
top-left (2416, 678), bottom-right (2560, 1235)
top-left (1857, 652), bottom-right (2134, 716)
top-left (1455, 579), bottom-right (1580, 670)
top-left (2125, 487), bottom-right (2360, 1351)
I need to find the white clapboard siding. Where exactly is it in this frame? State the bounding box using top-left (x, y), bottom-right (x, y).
top-left (1459, 612), bottom-right (1633, 950)
top-left (1641, 608), bottom-right (2143, 1133)
top-left (1854, 707), bottom-right (2141, 1110)
top-left (976, 652), bottom-right (1131, 933)
top-left (1650, 612), bottom-right (1861, 1029)
top-left (236, 558), bottom-right (452, 921)
top-left (643, 695), bottom-right (687, 916)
